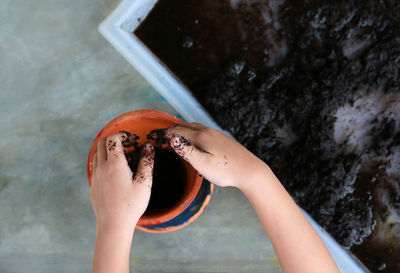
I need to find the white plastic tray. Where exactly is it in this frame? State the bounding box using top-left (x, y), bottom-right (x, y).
top-left (99, 1), bottom-right (367, 272)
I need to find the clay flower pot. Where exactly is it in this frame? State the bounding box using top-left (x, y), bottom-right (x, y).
top-left (87, 109), bottom-right (213, 233)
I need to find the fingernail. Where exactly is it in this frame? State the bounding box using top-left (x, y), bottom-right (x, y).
top-left (172, 136), bottom-right (181, 148)
top-left (143, 143), bottom-right (154, 153)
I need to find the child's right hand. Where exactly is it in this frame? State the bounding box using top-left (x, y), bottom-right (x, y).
top-left (159, 122), bottom-right (268, 190)
top-left (162, 123), bottom-right (340, 273)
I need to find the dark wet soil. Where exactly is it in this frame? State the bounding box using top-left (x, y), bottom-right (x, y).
top-left (147, 128), bottom-right (169, 145)
top-left (148, 147), bottom-right (187, 215)
top-left (135, 0), bottom-right (400, 271)
top-left (123, 135), bottom-right (187, 216)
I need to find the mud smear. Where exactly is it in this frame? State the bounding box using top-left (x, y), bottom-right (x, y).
top-left (123, 131), bottom-right (187, 216)
top-left (136, 0), bottom-right (400, 271)
top-left (120, 130), bottom-right (140, 148)
top-left (147, 128), bottom-right (169, 145)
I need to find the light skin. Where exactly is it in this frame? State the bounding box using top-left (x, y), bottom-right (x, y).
top-left (91, 123), bottom-right (340, 273)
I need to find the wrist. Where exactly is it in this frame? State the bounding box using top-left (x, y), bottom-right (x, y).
top-left (96, 219), bottom-right (137, 238)
top-left (237, 163), bottom-right (274, 194)
top-left (93, 220), bottom-right (134, 273)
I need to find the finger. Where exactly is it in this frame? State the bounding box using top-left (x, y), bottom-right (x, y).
top-left (147, 125), bottom-right (198, 148)
top-left (106, 133), bottom-right (125, 161)
top-left (170, 136), bottom-right (212, 168)
top-left (178, 122), bottom-right (206, 130)
top-left (133, 143), bottom-right (155, 188)
top-left (97, 138), bottom-right (107, 162)
top-left (165, 125), bottom-right (199, 144)
top-left (93, 152), bottom-right (98, 171)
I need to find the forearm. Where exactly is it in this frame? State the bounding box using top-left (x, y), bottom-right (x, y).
top-left (240, 165), bottom-right (339, 273)
top-left (92, 223), bottom-right (134, 273)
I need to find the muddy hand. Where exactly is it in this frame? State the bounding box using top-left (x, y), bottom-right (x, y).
top-left (90, 132), bottom-right (155, 231)
top-left (151, 122), bottom-right (268, 189)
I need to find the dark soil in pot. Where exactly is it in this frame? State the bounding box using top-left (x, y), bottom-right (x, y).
top-left (122, 131), bottom-right (187, 217)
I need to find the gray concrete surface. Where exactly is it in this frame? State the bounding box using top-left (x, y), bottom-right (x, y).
top-left (0, 0), bottom-right (279, 272)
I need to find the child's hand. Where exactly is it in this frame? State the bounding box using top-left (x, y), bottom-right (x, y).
top-left (155, 123), bottom-right (268, 189)
top-left (90, 133), bottom-right (155, 232)
top-left (160, 123), bottom-right (339, 273)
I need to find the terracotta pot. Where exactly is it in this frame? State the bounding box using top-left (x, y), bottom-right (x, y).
top-left (87, 109), bottom-right (213, 233)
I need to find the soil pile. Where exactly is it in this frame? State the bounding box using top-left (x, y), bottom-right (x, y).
top-left (136, 0), bottom-right (400, 271)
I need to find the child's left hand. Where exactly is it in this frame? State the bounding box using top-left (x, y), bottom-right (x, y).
top-left (90, 133), bottom-right (155, 233)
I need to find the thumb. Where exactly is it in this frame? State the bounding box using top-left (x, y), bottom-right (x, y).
top-left (132, 143), bottom-right (155, 189)
top-left (170, 136), bottom-right (212, 168)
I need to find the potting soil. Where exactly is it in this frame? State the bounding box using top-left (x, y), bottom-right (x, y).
top-left (135, 0), bottom-right (400, 271)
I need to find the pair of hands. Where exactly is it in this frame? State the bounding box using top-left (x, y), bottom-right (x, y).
top-left (90, 122), bottom-right (267, 232)
top-left (91, 122), bottom-right (341, 273)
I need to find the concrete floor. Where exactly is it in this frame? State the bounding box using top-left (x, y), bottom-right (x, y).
top-left (0, 0), bottom-right (279, 272)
